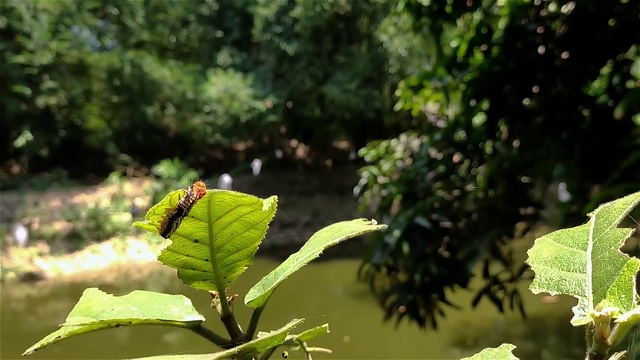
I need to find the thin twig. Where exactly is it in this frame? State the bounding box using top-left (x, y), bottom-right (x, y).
top-left (244, 304), bottom-right (266, 341)
top-left (188, 324), bottom-right (231, 347)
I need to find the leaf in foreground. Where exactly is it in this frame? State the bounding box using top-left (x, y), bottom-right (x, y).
top-left (23, 288), bottom-right (204, 356)
top-left (461, 344), bottom-right (518, 360)
top-left (526, 191), bottom-right (640, 325)
top-left (245, 218), bottom-right (387, 307)
top-left (134, 189), bottom-right (277, 291)
top-left (291, 323), bottom-right (329, 343)
top-left (129, 319), bottom-right (304, 360)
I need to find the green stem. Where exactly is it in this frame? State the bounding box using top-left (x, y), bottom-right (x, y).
top-left (206, 198), bottom-right (243, 340)
top-left (188, 324), bottom-right (231, 347)
top-left (243, 304), bottom-right (266, 341)
top-left (589, 314), bottom-right (612, 359)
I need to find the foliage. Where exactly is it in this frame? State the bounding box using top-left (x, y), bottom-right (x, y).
top-left (527, 193), bottom-right (640, 328)
top-left (466, 191), bottom-right (640, 360)
top-left (61, 194), bottom-right (131, 246)
top-left (357, 131), bottom-right (534, 328)
top-left (253, 0), bottom-right (396, 150)
top-left (9, 191), bottom-right (130, 249)
top-left (1, 0), bottom-right (405, 180)
top-left (0, 0), bottom-right (264, 177)
top-left (146, 158), bottom-right (201, 205)
top-left (196, 68), bottom-right (278, 147)
top-left (24, 185), bottom-right (386, 359)
top-left (357, 0), bottom-right (640, 329)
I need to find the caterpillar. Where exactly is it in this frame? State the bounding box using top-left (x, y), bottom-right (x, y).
top-left (158, 181), bottom-right (207, 238)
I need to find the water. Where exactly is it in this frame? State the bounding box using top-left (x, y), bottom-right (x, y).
top-left (2, 258), bottom-right (585, 359)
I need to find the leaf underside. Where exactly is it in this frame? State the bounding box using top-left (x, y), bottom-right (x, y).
top-left (134, 189), bottom-right (277, 291)
top-left (526, 191), bottom-right (640, 325)
top-left (23, 288), bottom-right (204, 356)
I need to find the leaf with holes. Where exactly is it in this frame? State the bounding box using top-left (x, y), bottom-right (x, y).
top-left (23, 288), bottom-right (204, 356)
top-left (526, 191), bottom-right (640, 325)
top-left (134, 189), bottom-right (277, 291)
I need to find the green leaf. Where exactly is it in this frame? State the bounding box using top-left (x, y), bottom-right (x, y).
top-left (293, 324), bottom-right (329, 343)
top-left (461, 344), bottom-right (518, 360)
top-left (134, 189), bottom-right (277, 291)
top-left (526, 191), bottom-right (640, 325)
top-left (281, 324), bottom-right (332, 357)
top-left (245, 218), bottom-right (387, 307)
top-left (609, 306), bottom-right (640, 349)
top-left (129, 319), bottom-right (304, 360)
top-left (23, 288), bottom-right (204, 356)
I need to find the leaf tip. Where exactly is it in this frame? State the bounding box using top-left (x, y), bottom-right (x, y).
top-left (361, 217), bottom-right (388, 230)
top-left (22, 348), bottom-right (35, 357)
top-left (263, 195), bottom-right (278, 211)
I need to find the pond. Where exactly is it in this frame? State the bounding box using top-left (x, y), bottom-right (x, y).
top-left (2, 257), bottom-right (585, 360)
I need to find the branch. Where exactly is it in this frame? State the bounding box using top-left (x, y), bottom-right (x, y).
top-left (243, 304), bottom-right (266, 341)
top-left (188, 324), bottom-right (231, 347)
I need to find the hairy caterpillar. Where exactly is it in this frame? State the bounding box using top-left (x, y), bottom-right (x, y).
top-left (158, 181), bottom-right (207, 238)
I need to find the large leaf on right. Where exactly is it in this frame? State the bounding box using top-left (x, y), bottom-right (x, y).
top-left (245, 218), bottom-right (387, 307)
top-left (134, 189), bottom-right (277, 291)
top-left (526, 191), bottom-right (640, 325)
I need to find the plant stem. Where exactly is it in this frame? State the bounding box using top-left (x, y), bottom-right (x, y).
top-left (206, 198), bottom-right (243, 340)
top-left (244, 304), bottom-right (266, 341)
top-left (189, 324), bottom-right (231, 347)
top-left (589, 312), bottom-right (613, 359)
top-left (221, 310), bottom-right (243, 342)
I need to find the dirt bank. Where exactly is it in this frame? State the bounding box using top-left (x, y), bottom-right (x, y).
top-left (1, 166), bottom-right (367, 281)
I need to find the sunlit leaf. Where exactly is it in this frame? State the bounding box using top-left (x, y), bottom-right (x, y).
top-left (23, 288), bottom-right (204, 356)
top-left (461, 343), bottom-right (518, 360)
top-left (245, 219), bottom-right (387, 307)
top-left (134, 189), bottom-right (277, 291)
top-left (526, 191), bottom-right (640, 325)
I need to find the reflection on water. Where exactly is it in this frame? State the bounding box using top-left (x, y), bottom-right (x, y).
top-left (2, 258), bottom-right (584, 359)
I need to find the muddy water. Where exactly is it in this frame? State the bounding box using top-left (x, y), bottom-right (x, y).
top-left (1, 258), bottom-right (584, 360)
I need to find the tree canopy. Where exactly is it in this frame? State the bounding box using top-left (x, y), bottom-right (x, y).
top-left (357, 0), bottom-right (640, 328)
top-left (1, 0), bottom-right (400, 180)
